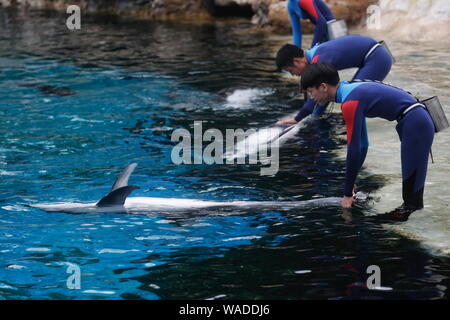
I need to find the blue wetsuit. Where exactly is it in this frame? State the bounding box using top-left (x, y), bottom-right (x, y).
top-left (295, 35), bottom-right (393, 168)
top-left (288, 0), bottom-right (335, 48)
top-left (336, 80), bottom-right (434, 208)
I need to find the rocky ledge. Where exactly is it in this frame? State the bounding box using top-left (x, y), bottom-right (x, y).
top-left (0, 0), bottom-right (378, 32)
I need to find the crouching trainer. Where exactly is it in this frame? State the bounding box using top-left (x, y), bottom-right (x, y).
top-left (300, 62), bottom-right (435, 220)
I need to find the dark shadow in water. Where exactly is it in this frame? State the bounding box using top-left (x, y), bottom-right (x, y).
top-left (127, 210), bottom-right (449, 300)
top-left (19, 83), bottom-right (76, 96)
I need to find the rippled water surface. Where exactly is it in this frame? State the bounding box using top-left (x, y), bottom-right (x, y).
top-left (0, 9), bottom-right (449, 300)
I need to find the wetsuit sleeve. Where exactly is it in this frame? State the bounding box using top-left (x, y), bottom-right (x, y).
top-left (294, 97), bottom-right (316, 121)
top-left (311, 0), bottom-right (334, 46)
top-left (342, 100), bottom-right (364, 197)
top-left (288, 5), bottom-right (303, 47)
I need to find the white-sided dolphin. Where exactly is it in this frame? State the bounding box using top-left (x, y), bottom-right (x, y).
top-left (29, 163), bottom-right (352, 214)
top-left (224, 116), bottom-right (312, 161)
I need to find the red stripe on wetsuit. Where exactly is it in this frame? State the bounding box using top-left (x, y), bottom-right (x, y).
top-left (341, 100), bottom-right (359, 144)
top-left (299, 0), bottom-right (319, 20)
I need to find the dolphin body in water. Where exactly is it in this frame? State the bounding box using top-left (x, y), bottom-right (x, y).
top-left (29, 163), bottom-right (354, 215)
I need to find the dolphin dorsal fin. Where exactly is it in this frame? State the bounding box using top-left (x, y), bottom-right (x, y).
top-left (111, 163), bottom-right (138, 191)
top-left (96, 163), bottom-right (139, 207)
top-left (96, 185), bottom-right (140, 207)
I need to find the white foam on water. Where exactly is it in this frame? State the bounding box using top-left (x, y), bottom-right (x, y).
top-left (370, 286), bottom-right (394, 291)
top-left (206, 294), bottom-right (227, 300)
top-left (7, 265), bottom-right (26, 270)
top-left (0, 283), bottom-right (16, 290)
top-left (224, 88), bottom-right (275, 108)
top-left (294, 270), bottom-right (312, 274)
top-left (186, 237), bottom-right (204, 242)
top-left (144, 263), bottom-right (157, 267)
top-left (199, 185), bottom-right (250, 193)
top-left (191, 223), bottom-right (212, 227)
top-left (26, 247), bottom-right (51, 252)
top-left (0, 170), bottom-right (21, 176)
top-left (222, 235), bottom-right (261, 242)
top-left (135, 235), bottom-right (184, 241)
top-left (112, 220), bottom-right (128, 224)
top-left (83, 290), bottom-right (115, 295)
top-left (97, 249), bottom-right (140, 254)
top-left (155, 219), bottom-right (175, 224)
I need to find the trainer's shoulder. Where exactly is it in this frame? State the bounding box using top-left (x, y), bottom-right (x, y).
top-left (351, 81), bottom-right (398, 100)
top-left (336, 35), bottom-right (377, 45)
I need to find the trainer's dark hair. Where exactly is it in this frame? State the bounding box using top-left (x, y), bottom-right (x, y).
top-left (300, 62), bottom-right (340, 90)
top-left (275, 44), bottom-right (305, 70)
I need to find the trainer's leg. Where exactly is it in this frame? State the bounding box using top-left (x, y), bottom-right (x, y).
top-left (315, 0), bottom-right (335, 21)
top-left (310, 0), bottom-right (334, 45)
top-left (396, 108), bottom-right (435, 209)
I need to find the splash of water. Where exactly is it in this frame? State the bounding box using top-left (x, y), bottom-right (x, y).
top-left (224, 88), bottom-right (275, 108)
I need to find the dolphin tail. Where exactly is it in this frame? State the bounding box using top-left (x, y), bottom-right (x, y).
top-left (96, 163), bottom-right (140, 207)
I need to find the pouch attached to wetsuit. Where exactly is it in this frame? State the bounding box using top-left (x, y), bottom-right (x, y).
top-left (378, 40), bottom-right (396, 64)
top-left (327, 20), bottom-right (348, 40)
top-left (349, 79), bottom-right (448, 132)
top-left (364, 41), bottom-right (396, 64)
top-left (421, 96), bottom-right (449, 132)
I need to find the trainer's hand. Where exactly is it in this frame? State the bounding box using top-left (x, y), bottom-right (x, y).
top-left (275, 118), bottom-right (298, 126)
top-left (341, 196), bottom-right (354, 208)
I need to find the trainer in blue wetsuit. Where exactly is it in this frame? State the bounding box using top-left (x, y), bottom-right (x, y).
top-left (301, 62), bottom-right (435, 217)
top-left (276, 35), bottom-right (394, 171)
top-left (288, 0), bottom-right (335, 48)
top-left (337, 81), bottom-right (434, 209)
top-left (296, 36), bottom-right (393, 121)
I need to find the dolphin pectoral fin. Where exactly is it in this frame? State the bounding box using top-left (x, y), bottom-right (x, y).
top-left (96, 185), bottom-right (140, 207)
top-left (111, 163), bottom-right (138, 191)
